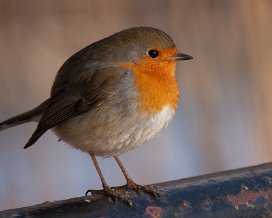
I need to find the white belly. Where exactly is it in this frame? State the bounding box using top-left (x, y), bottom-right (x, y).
top-left (54, 105), bottom-right (176, 157)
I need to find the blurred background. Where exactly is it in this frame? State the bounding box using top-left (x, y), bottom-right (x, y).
top-left (0, 0), bottom-right (272, 211)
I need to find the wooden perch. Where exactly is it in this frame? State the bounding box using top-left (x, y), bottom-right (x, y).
top-left (1, 163), bottom-right (272, 218)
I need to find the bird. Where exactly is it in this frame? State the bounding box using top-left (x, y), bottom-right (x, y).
top-left (0, 26), bottom-right (192, 205)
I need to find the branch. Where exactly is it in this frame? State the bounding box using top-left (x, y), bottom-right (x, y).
top-left (1, 163), bottom-right (272, 217)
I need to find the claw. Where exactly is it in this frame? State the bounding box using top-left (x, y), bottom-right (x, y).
top-left (122, 179), bottom-right (160, 198)
top-left (85, 186), bottom-right (133, 206)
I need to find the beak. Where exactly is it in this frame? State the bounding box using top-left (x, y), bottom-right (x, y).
top-left (172, 52), bottom-right (193, 61)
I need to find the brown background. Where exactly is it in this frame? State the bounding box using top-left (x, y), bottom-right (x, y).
top-left (0, 0), bottom-right (272, 210)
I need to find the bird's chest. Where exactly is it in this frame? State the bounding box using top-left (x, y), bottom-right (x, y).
top-left (133, 65), bottom-right (179, 115)
top-left (119, 59), bottom-right (179, 115)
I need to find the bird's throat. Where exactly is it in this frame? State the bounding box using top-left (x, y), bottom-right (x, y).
top-left (134, 64), bottom-right (179, 114)
top-left (119, 59), bottom-right (179, 115)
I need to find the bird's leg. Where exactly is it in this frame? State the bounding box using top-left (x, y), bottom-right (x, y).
top-left (85, 153), bottom-right (133, 206)
top-left (89, 153), bottom-right (110, 191)
top-left (114, 156), bottom-right (159, 197)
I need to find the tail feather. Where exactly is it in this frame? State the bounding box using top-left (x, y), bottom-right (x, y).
top-left (0, 99), bottom-right (48, 131)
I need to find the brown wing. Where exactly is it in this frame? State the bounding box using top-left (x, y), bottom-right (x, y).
top-left (23, 89), bottom-right (103, 149)
top-left (24, 44), bottom-right (129, 148)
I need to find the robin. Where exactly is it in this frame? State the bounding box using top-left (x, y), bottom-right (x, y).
top-left (0, 27), bottom-right (192, 205)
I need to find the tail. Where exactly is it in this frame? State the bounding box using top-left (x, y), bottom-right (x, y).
top-left (0, 99), bottom-right (49, 131)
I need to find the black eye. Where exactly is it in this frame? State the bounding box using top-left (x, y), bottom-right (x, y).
top-left (147, 49), bottom-right (159, 58)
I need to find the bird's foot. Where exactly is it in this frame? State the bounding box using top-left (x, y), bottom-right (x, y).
top-left (122, 179), bottom-right (159, 197)
top-left (85, 185), bottom-right (133, 206)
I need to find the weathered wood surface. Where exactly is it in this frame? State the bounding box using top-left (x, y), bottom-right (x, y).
top-left (1, 163), bottom-right (272, 218)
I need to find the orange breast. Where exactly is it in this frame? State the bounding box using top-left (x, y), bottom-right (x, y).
top-left (119, 47), bottom-right (179, 115)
